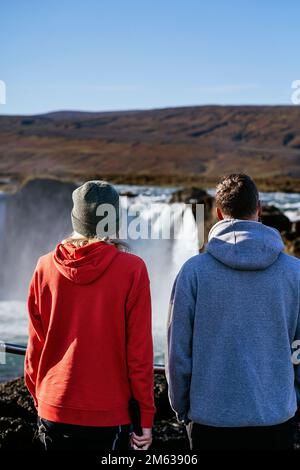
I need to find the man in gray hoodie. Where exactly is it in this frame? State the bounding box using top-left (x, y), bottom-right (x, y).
top-left (167, 174), bottom-right (300, 451)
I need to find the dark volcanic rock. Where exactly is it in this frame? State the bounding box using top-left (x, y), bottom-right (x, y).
top-left (0, 375), bottom-right (188, 451)
top-left (264, 208), bottom-right (300, 259)
top-left (0, 378), bottom-right (37, 450)
top-left (284, 237), bottom-right (300, 258)
top-left (261, 206), bottom-right (300, 258)
top-left (170, 187), bottom-right (212, 205)
top-left (118, 190), bottom-right (138, 197)
top-left (152, 419), bottom-right (189, 451)
top-left (170, 187), bottom-right (216, 245)
top-left (293, 221), bottom-right (300, 235)
top-left (259, 205), bottom-right (300, 261)
top-left (261, 205), bottom-right (292, 232)
top-left (153, 373), bottom-right (188, 449)
top-left (1, 376), bottom-right (300, 450)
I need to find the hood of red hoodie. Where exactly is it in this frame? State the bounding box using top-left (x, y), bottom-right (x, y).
top-left (53, 241), bottom-right (120, 284)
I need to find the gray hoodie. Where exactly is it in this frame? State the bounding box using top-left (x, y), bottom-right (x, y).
top-left (167, 219), bottom-right (300, 426)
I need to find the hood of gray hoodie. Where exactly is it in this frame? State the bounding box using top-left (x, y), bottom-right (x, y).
top-left (206, 219), bottom-right (284, 270)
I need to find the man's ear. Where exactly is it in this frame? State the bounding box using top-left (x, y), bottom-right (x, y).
top-left (216, 207), bottom-right (224, 220)
top-left (257, 200), bottom-right (262, 221)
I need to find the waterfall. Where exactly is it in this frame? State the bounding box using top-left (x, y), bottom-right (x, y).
top-left (0, 192), bottom-right (7, 253)
top-left (121, 196), bottom-right (199, 362)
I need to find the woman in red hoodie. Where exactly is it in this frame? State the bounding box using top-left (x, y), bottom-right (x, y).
top-left (25, 181), bottom-right (155, 451)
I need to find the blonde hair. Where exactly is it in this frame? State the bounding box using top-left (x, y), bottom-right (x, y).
top-left (62, 231), bottom-right (129, 251)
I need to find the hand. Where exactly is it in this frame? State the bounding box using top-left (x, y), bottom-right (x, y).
top-left (130, 428), bottom-right (152, 450)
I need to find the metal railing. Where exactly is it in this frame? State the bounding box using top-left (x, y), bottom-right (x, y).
top-left (0, 341), bottom-right (165, 374)
top-left (1, 342), bottom-right (27, 356)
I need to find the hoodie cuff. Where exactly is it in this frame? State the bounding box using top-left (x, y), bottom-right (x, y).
top-left (140, 411), bottom-right (155, 428)
top-left (176, 411), bottom-right (190, 424)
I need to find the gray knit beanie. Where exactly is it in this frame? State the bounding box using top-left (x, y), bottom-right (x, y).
top-left (71, 181), bottom-right (121, 238)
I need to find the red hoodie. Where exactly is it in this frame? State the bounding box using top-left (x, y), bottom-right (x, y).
top-left (24, 241), bottom-right (155, 428)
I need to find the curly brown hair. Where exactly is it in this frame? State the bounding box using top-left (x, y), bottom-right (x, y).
top-left (215, 174), bottom-right (259, 219)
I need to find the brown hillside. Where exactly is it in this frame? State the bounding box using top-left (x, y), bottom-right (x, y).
top-left (0, 105), bottom-right (300, 189)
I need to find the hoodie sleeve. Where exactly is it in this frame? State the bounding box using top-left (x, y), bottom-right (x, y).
top-left (126, 260), bottom-right (156, 428)
top-left (166, 263), bottom-right (197, 423)
top-left (24, 267), bottom-right (45, 408)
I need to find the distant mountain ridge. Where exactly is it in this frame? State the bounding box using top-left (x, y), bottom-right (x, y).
top-left (0, 105), bottom-right (300, 189)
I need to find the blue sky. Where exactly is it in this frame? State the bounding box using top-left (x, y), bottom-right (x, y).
top-left (0, 0), bottom-right (299, 115)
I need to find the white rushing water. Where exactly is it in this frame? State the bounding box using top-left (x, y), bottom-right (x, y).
top-left (121, 195), bottom-right (199, 361)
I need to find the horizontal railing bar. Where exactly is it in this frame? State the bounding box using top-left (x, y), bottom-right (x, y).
top-left (1, 342), bottom-right (27, 356)
top-left (0, 341), bottom-right (166, 373)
